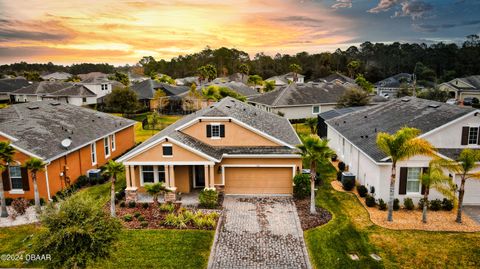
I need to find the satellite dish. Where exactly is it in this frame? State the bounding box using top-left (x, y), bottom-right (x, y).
top-left (61, 138), bottom-right (72, 149)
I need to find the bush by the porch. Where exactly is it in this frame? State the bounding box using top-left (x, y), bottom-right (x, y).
top-left (293, 174), bottom-right (311, 199)
top-left (199, 189), bottom-right (218, 209)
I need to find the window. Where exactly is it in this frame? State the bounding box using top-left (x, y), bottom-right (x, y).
top-left (141, 166), bottom-right (154, 184)
top-left (9, 166), bottom-right (23, 190)
top-left (158, 166), bottom-right (166, 183)
top-left (82, 97), bottom-right (87, 103)
top-left (211, 125), bottom-right (220, 138)
top-left (468, 127), bottom-right (478, 144)
top-left (104, 137), bottom-right (110, 157)
top-left (101, 84), bottom-right (108, 90)
top-left (406, 167), bottom-right (421, 193)
top-left (163, 144), bottom-right (173, 156)
top-left (111, 134), bottom-right (116, 151)
top-left (91, 143), bottom-right (97, 165)
top-left (312, 106), bottom-right (320, 114)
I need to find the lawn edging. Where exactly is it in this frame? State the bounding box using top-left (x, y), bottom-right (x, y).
top-left (206, 210), bottom-right (225, 269)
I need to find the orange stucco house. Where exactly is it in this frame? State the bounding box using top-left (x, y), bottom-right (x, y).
top-left (118, 97), bottom-right (302, 201)
top-left (0, 101), bottom-right (136, 200)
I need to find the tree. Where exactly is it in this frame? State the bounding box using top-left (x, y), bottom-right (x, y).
top-left (197, 64), bottom-right (217, 83)
top-left (152, 89), bottom-right (169, 112)
top-left (376, 127), bottom-right (435, 222)
top-left (444, 149), bottom-right (480, 223)
top-left (355, 74), bottom-right (373, 93)
top-left (33, 195), bottom-right (121, 268)
top-left (247, 74), bottom-right (263, 86)
top-left (156, 74), bottom-right (175, 85)
top-left (202, 85), bottom-right (246, 102)
top-left (263, 80), bottom-right (275, 92)
top-left (417, 87), bottom-right (449, 102)
top-left (337, 87), bottom-right (370, 108)
top-left (24, 158), bottom-right (46, 214)
top-left (104, 87), bottom-right (139, 114)
top-left (66, 74), bottom-right (81, 82)
top-left (420, 159), bottom-right (456, 223)
top-left (396, 83), bottom-right (413, 98)
top-left (289, 63), bottom-right (302, 82)
top-left (0, 142), bottom-right (15, 218)
top-left (182, 83), bottom-right (202, 112)
top-left (108, 71), bottom-right (129, 86)
top-left (103, 160), bottom-right (125, 217)
top-left (238, 63), bottom-right (250, 80)
top-left (347, 60), bottom-right (361, 78)
top-left (297, 135), bottom-right (335, 214)
top-left (304, 118), bottom-right (318, 134)
top-left (144, 182), bottom-right (170, 205)
top-left (23, 71), bottom-right (43, 81)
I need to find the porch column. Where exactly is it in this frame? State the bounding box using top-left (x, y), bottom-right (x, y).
top-left (204, 165), bottom-right (209, 189)
top-left (165, 165), bottom-right (177, 202)
top-left (126, 165), bottom-right (138, 202)
top-left (169, 165), bottom-right (175, 188)
top-left (209, 165), bottom-right (215, 188)
top-left (130, 165), bottom-right (137, 188)
top-left (164, 165), bottom-right (170, 186)
top-left (125, 165), bottom-right (131, 188)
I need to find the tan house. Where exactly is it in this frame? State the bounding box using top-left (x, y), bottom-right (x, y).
top-left (118, 97), bottom-right (302, 201)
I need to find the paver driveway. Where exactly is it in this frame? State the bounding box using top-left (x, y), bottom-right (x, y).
top-left (208, 196), bottom-right (311, 269)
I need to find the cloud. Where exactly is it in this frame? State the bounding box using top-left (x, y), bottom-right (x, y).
top-left (394, 0), bottom-right (433, 20)
top-left (414, 19), bottom-right (480, 32)
top-left (332, 0), bottom-right (352, 9)
top-left (368, 0), bottom-right (403, 13)
top-left (0, 19), bottom-right (75, 43)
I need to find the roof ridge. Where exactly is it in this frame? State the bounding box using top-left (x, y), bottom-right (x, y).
top-left (271, 83), bottom-right (293, 106)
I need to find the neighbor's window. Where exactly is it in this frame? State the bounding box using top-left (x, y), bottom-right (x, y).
top-left (141, 166), bottom-right (154, 184)
top-left (312, 106), bottom-right (320, 114)
top-left (407, 167), bottom-right (421, 193)
top-left (104, 137), bottom-right (110, 157)
top-left (111, 134), bottom-right (116, 151)
top-left (468, 127), bottom-right (478, 144)
top-left (163, 145), bottom-right (173, 156)
top-left (101, 84), bottom-right (108, 90)
top-left (9, 166), bottom-right (23, 190)
top-left (82, 97), bottom-right (87, 103)
top-left (158, 166), bottom-right (166, 183)
top-left (211, 125), bottom-right (220, 138)
top-left (91, 142), bottom-right (97, 165)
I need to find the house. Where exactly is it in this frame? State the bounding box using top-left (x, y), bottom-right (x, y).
top-left (10, 81), bottom-right (97, 106)
top-left (41, 72), bottom-right (72, 81)
top-left (248, 82), bottom-right (349, 119)
top-left (117, 97), bottom-right (302, 201)
top-left (317, 106), bottom-right (367, 138)
top-left (266, 72), bottom-right (305, 86)
top-left (131, 79), bottom-right (190, 111)
top-left (374, 73), bottom-right (413, 98)
top-left (201, 81), bottom-right (259, 97)
top-left (0, 78), bottom-right (30, 101)
top-left (128, 73), bottom-right (150, 84)
top-left (439, 75), bottom-right (480, 102)
top-left (211, 73), bottom-right (249, 84)
top-left (175, 76), bottom-right (200, 86)
top-left (78, 72), bottom-right (113, 100)
top-left (0, 101), bottom-right (136, 200)
top-left (313, 72), bottom-right (356, 87)
top-left (326, 97), bottom-right (480, 205)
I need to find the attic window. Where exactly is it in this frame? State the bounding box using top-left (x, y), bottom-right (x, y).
top-left (401, 98), bottom-right (410, 102)
top-left (428, 104), bottom-right (440, 108)
top-left (27, 106), bottom-right (39, 110)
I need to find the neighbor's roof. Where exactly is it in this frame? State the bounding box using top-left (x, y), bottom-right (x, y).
top-left (266, 72), bottom-right (305, 85)
top-left (375, 73), bottom-right (412, 88)
top-left (41, 72), bottom-right (71, 80)
top-left (0, 101), bottom-right (136, 161)
top-left (318, 106), bottom-right (368, 121)
top-left (248, 82), bottom-right (348, 107)
top-left (314, 72), bottom-right (355, 84)
top-left (78, 72), bottom-right (110, 84)
top-left (0, 78), bottom-right (30, 94)
top-left (131, 79), bottom-right (189, 99)
top-left (11, 81), bottom-right (96, 97)
top-left (326, 97), bottom-right (475, 162)
top-left (443, 75), bottom-right (480, 91)
top-left (120, 97), bottom-right (301, 161)
top-left (203, 81), bottom-right (259, 97)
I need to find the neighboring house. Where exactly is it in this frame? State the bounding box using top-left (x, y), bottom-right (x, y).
top-left (326, 97), bottom-right (480, 205)
top-left (317, 106), bottom-right (367, 138)
top-left (374, 73), bottom-right (413, 98)
top-left (78, 72), bottom-right (113, 99)
top-left (0, 78), bottom-right (30, 101)
top-left (202, 81), bottom-right (259, 97)
top-left (175, 76), bottom-right (200, 86)
top-left (313, 72), bottom-right (356, 87)
top-left (41, 72), bottom-right (72, 81)
top-left (266, 72), bottom-right (305, 86)
top-left (118, 97), bottom-right (302, 201)
top-left (248, 82), bottom-right (348, 119)
top-left (128, 73), bottom-right (150, 84)
top-left (10, 81), bottom-right (97, 106)
top-left (131, 79), bottom-right (190, 111)
top-left (211, 73), bottom-right (249, 84)
top-left (0, 101), bottom-right (136, 200)
top-left (439, 75), bottom-right (480, 101)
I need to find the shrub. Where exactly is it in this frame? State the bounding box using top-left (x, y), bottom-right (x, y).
top-left (141, 203), bottom-right (149, 209)
top-left (393, 198), bottom-right (400, 211)
top-left (123, 214), bottom-right (133, 222)
top-left (442, 198), bottom-right (454, 211)
top-left (140, 221), bottom-right (148, 228)
top-left (51, 195), bottom-right (58, 203)
top-left (429, 199), bottom-right (442, 211)
top-left (404, 198), bottom-right (414, 210)
top-left (133, 212), bottom-right (141, 218)
top-left (418, 198), bottom-right (427, 209)
top-left (119, 201), bottom-right (126, 208)
top-left (365, 195), bottom-right (376, 207)
top-left (5, 197), bottom-right (13, 206)
top-left (28, 199), bottom-right (35, 205)
top-left (341, 176), bottom-right (355, 191)
top-left (378, 199), bottom-right (387, 210)
top-left (12, 198), bottom-right (29, 215)
top-left (293, 174), bottom-right (310, 199)
top-left (336, 171), bottom-right (343, 181)
top-left (128, 201), bottom-right (136, 208)
top-left (76, 175), bottom-right (89, 188)
top-left (199, 189), bottom-right (218, 209)
top-left (159, 202), bottom-right (175, 213)
top-left (338, 161), bottom-right (346, 172)
top-left (40, 198), bottom-right (46, 206)
top-left (115, 190), bottom-right (125, 201)
top-left (192, 211), bottom-right (218, 229)
top-left (357, 185), bottom-right (368, 197)
top-left (138, 216), bottom-right (145, 222)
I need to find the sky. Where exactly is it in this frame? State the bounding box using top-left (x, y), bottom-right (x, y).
top-left (0, 0), bottom-right (479, 65)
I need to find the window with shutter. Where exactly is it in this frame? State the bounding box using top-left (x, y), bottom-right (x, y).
top-left (399, 167), bottom-right (408, 195)
top-left (9, 166), bottom-right (23, 190)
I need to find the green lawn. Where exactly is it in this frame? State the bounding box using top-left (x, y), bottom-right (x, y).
top-left (306, 171), bottom-right (480, 268)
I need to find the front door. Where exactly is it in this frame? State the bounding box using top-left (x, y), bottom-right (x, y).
top-left (193, 165), bottom-right (205, 188)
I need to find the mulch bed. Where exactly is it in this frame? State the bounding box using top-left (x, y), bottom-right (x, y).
top-left (294, 198), bottom-right (332, 230)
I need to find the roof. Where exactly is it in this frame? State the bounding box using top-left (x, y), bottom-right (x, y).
top-left (442, 75), bottom-right (480, 91)
top-left (266, 72), bottom-right (305, 85)
top-left (11, 81), bottom-right (96, 97)
top-left (131, 79), bottom-right (189, 99)
top-left (0, 101), bottom-right (136, 161)
top-left (375, 73), bottom-right (413, 88)
top-left (326, 97), bottom-right (475, 162)
top-left (41, 72), bottom-right (71, 81)
top-left (78, 72), bottom-right (110, 84)
top-left (202, 81), bottom-right (258, 97)
top-left (315, 73), bottom-right (355, 84)
top-left (318, 106), bottom-right (368, 121)
top-left (0, 78), bottom-right (30, 94)
top-left (437, 148), bottom-right (464, 160)
top-left (248, 82), bottom-right (348, 107)
top-left (119, 97), bottom-right (301, 161)
top-left (212, 73), bottom-right (249, 84)
top-left (175, 76), bottom-right (199, 86)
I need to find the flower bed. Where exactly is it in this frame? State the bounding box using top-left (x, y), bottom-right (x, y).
top-left (294, 198), bottom-right (332, 230)
top-left (331, 180), bottom-right (480, 232)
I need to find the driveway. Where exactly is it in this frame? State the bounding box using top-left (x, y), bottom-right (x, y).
top-left (464, 206), bottom-right (480, 224)
top-left (208, 196), bottom-right (311, 269)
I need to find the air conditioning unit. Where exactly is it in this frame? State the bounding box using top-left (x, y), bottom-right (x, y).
top-left (341, 172), bottom-right (356, 182)
top-left (87, 169), bottom-right (102, 180)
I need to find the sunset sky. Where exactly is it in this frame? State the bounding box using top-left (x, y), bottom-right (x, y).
top-left (0, 0), bottom-right (479, 65)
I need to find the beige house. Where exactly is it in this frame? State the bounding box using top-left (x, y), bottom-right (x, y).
top-left (118, 97), bottom-right (302, 201)
top-left (439, 75), bottom-right (480, 101)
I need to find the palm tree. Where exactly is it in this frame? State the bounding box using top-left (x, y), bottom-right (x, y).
top-left (103, 160), bottom-right (125, 217)
top-left (304, 118), bottom-right (318, 134)
top-left (238, 63), bottom-right (249, 81)
top-left (289, 63), bottom-right (302, 82)
top-left (144, 182), bottom-right (170, 205)
top-left (376, 127), bottom-right (435, 222)
top-left (420, 159), bottom-right (456, 223)
top-left (24, 157), bottom-right (46, 214)
top-left (0, 142), bottom-right (15, 218)
top-left (444, 149), bottom-right (480, 223)
top-left (297, 135), bottom-right (335, 214)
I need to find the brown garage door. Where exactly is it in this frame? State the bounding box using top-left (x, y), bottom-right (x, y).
top-left (224, 167), bottom-right (293, 194)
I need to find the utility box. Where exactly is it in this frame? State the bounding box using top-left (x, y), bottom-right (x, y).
top-left (341, 172), bottom-right (356, 182)
top-left (87, 169), bottom-right (102, 180)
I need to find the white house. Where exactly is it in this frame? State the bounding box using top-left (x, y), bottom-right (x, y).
top-left (439, 75), bottom-right (480, 102)
top-left (78, 72), bottom-right (113, 99)
top-left (374, 73), bottom-right (413, 98)
top-left (326, 97), bottom-right (480, 205)
top-left (265, 72), bottom-right (305, 86)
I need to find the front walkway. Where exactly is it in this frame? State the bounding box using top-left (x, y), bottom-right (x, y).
top-left (0, 207), bottom-right (39, 227)
top-left (464, 206), bottom-right (480, 224)
top-left (208, 196), bottom-right (311, 269)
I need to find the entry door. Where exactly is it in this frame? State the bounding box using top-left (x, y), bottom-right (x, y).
top-left (193, 165), bottom-right (205, 188)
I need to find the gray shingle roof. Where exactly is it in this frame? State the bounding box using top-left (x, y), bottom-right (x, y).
top-left (314, 72), bottom-right (355, 84)
top-left (78, 72), bottom-right (110, 84)
top-left (437, 148), bottom-right (464, 160)
top-left (202, 81), bottom-right (258, 97)
top-left (0, 78), bottom-right (30, 94)
top-left (131, 79), bottom-right (190, 100)
top-left (374, 73), bottom-right (413, 88)
top-left (0, 101), bottom-right (135, 161)
top-left (248, 82), bottom-right (348, 107)
top-left (11, 82), bottom-right (96, 98)
top-left (326, 97), bottom-right (475, 162)
top-left (444, 75), bottom-right (480, 91)
top-left (318, 106), bottom-right (368, 121)
top-left (121, 97), bottom-right (301, 161)
top-left (41, 72), bottom-right (72, 80)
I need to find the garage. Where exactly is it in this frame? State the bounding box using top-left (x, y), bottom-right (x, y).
top-left (224, 166), bottom-right (293, 194)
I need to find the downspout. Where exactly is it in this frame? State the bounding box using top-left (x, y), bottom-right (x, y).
top-left (44, 162), bottom-right (52, 201)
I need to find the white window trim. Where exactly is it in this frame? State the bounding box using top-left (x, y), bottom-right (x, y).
top-left (140, 165), bottom-right (165, 186)
top-left (104, 136), bottom-right (111, 158)
top-left (9, 189), bottom-right (25, 194)
top-left (467, 126), bottom-right (478, 145)
top-left (162, 144), bottom-right (173, 158)
top-left (91, 142), bottom-right (97, 165)
top-left (406, 167), bottom-right (422, 194)
top-left (9, 166), bottom-right (23, 191)
top-left (111, 134), bottom-right (116, 152)
top-left (210, 123), bottom-right (221, 139)
top-left (312, 105), bottom-right (320, 114)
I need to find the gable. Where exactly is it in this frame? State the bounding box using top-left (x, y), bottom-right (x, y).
top-left (127, 140), bottom-right (211, 163)
top-left (453, 79), bottom-right (475, 89)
